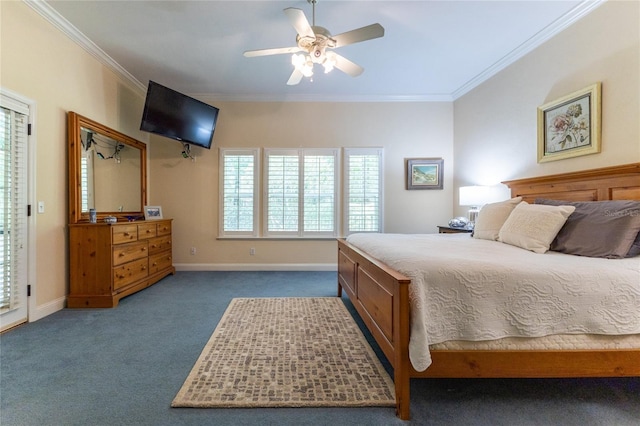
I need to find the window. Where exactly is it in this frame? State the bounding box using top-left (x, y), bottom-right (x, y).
top-left (218, 147), bottom-right (382, 238)
top-left (264, 149), bottom-right (338, 237)
top-left (219, 149), bottom-right (259, 237)
top-left (343, 148), bottom-right (383, 234)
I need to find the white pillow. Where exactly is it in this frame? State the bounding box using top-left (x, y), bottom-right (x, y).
top-left (498, 202), bottom-right (576, 253)
top-left (473, 197), bottom-right (522, 241)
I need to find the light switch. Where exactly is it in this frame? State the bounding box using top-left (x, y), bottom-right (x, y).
top-left (37, 201), bottom-right (44, 214)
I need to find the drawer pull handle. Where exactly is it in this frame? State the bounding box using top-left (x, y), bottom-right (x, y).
top-left (119, 253), bottom-right (125, 257)
top-left (124, 233), bottom-right (130, 236)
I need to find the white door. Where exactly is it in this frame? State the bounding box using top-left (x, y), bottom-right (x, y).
top-left (0, 92), bottom-right (30, 331)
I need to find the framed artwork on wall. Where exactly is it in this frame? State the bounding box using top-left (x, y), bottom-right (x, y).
top-left (537, 82), bottom-right (601, 163)
top-left (406, 158), bottom-right (443, 190)
top-left (144, 205), bottom-right (163, 220)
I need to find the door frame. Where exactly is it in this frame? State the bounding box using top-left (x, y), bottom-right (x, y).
top-left (0, 88), bottom-right (36, 331)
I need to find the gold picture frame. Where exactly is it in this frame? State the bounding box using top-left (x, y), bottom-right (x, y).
top-left (406, 158), bottom-right (443, 190)
top-left (537, 82), bottom-right (601, 163)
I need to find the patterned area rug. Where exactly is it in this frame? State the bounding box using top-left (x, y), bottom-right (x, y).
top-left (171, 297), bottom-right (396, 408)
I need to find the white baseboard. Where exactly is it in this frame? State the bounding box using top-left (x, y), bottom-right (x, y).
top-left (29, 296), bottom-right (66, 322)
top-left (174, 263), bottom-right (337, 272)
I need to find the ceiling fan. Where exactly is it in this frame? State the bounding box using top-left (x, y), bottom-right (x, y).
top-left (243, 0), bottom-right (385, 85)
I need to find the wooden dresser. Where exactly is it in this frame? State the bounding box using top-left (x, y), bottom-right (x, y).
top-left (68, 219), bottom-right (175, 308)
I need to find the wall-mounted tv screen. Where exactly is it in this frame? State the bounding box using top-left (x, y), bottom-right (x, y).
top-left (140, 81), bottom-right (219, 149)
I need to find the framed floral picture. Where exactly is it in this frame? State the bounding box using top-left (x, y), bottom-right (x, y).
top-left (406, 158), bottom-right (443, 190)
top-left (537, 83), bottom-right (601, 163)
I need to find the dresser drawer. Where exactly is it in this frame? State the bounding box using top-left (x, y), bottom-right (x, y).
top-left (157, 221), bottom-right (172, 236)
top-left (137, 223), bottom-right (157, 240)
top-left (113, 257), bottom-right (148, 290)
top-left (112, 225), bottom-right (138, 244)
top-left (112, 241), bottom-right (148, 266)
top-left (149, 251), bottom-right (172, 274)
top-left (148, 235), bottom-right (171, 254)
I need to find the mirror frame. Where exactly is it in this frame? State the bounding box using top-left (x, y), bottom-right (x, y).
top-left (68, 111), bottom-right (147, 224)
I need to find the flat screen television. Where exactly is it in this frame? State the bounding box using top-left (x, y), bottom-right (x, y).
top-left (140, 81), bottom-right (219, 149)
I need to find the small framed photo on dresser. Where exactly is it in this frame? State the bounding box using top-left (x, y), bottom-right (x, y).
top-left (144, 205), bottom-right (163, 220)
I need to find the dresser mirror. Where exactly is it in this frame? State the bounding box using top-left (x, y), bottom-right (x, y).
top-left (68, 112), bottom-right (147, 223)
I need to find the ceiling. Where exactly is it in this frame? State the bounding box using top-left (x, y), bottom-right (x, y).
top-left (38, 0), bottom-right (602, 102)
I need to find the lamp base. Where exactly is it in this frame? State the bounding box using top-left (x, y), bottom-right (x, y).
top-left (468, 207), bottom-right (479, 229)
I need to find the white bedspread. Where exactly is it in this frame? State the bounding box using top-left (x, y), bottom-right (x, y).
top-left (346, 233), bottom-right (640, 372)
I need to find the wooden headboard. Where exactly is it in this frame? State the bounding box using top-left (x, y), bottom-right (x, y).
top-left (502, 163), bottom-right (640, 203)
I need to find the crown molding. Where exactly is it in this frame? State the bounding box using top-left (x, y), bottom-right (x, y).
top-left (451, 0), bottom-right (606, 100)
top-left (24, 0), bottom-right (146, 94)
top-left (198, 93), bottom-right (454, 103)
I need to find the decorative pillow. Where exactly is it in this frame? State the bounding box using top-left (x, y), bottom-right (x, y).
top-left (473, 197), bottom-right (522, 241)
top-left (535, 199), bottom-right (640, 258)
top-left (498, 202), bottom-right (575, 253)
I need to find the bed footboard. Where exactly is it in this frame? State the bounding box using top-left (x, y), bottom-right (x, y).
top-left (337, 238), bottom-right (412, 420)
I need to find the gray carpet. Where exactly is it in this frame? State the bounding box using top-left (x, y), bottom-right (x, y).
top-left (1, 271), bottom-right (639, 426)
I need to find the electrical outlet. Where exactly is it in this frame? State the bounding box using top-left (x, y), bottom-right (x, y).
top-left (190, 247), bottom-right (196, 255)
top-left (250, 248), bottom-right (256, 256)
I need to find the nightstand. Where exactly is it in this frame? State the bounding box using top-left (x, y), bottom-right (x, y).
top-left (437, 225), bottom-right (473, 234)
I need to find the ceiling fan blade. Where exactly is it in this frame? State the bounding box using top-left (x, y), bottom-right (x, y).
top-left (244, 46), bottom-right (303, 57)
top-left (332, 23), bottom-right (385, 48)
top-left (284, 7), bottom-right (315, 39)
top-left (333, 54), bottom-right (364, 77)
top-left (286, 69), bottom-right (304, 86)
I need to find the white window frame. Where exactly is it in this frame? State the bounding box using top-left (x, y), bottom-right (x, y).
top-left (263, 148), bottom-right (338, 238)
top-left (218, 148), bottom-right (259, 237)
top-left (343, 148), bottom-right (384, 235)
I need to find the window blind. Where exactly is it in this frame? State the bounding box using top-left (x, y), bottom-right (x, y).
top-left (220, 149), bottom-right (258, 236)
top-left (344, 148), bottom-right (383, 234)
top-left (0, 106), bottom-right (28, 313)
top-left (266, 152), bottom-right (299, 233)
top-left (302, 153), bottom-right (336, 234)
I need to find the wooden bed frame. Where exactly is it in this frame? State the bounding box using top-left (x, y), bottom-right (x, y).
top-left (337, 163), bottom-right (640, 420)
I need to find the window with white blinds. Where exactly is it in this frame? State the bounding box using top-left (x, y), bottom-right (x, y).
top-left (218, 147), bottom-right (381, 238)
top-left (344, 148), bottom-right (383, 234)
top-left (303, 153), bottom-right (336, 233)
top-left (0, 105), bottom-right (28, 313)
top-left (219, 149), bottom-right (258, 236)
top-left (264, 149), bottom-right (338, 237)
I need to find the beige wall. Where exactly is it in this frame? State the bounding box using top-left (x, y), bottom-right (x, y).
top-left (453, 0), bottom-right (640, 217)
top-left (149, 101), bottom-right (454, 268)
top-left (1, 2), bottom-right (147, 318)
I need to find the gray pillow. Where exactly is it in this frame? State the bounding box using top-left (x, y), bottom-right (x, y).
top-left (535, 199), bottom-right (640, 258)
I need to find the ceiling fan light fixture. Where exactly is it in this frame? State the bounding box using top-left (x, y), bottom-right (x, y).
top-left (322, 51), bottom-right (336, 73)
top-left (292, 53), bottom-right (314, 77)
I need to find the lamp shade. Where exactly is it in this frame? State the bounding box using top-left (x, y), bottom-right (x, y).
top-left (459, 185), bottom-right (510, 207)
